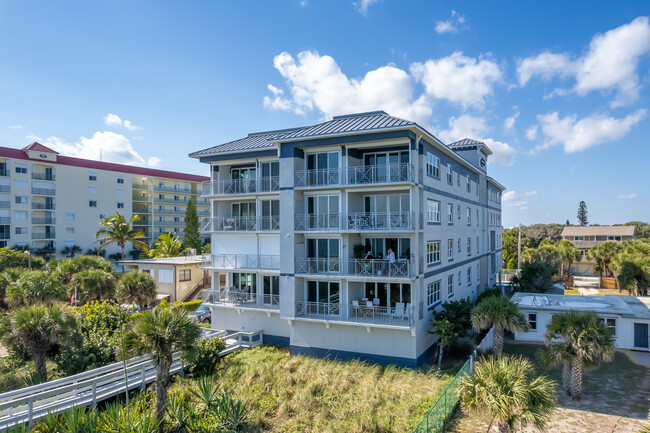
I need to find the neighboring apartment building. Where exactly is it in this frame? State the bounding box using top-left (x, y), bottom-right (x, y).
top-left (0, 142), bottom-right (210, 258)
top-left (190, 111), bottom-right (504, 367)
top-left (561, 225), bottom-right (635, 275)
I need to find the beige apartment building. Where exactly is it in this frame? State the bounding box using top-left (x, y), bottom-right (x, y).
top-left (0, 142), bottom-right (210, 258)
top-left (561, 225), bottom-right (636, 276)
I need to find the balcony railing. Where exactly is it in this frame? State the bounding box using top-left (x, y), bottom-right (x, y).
top-left (201, 289), bottom-right (280, 309)
top-left (572, 240), bottom-right (611, 249)
top-left (0, 201), bottom-right (9, 209)
top-left (32, 232), bottom-right (56, 240)
top-left (132, 184), bottom-right (151, 191)
top-left (202, 254), bottom-right (280, 271)
top-left (0, 169), bottom-right (9, 177)
top-left (0, 185), bottom-right (9, 193)
top-left (31, 172), bottom-right (55, 181)
top-left (0, 217), bottom-right (10, 224)
top-left (201, 176), bottom-right (279, 196)
top-left (32, 217), bottom-right (56, 225)
top-left (294, 212), bottom-right (416, 231)
top-left (202, 216), bottom-right (280, 232)
top-left (154, 185), bottom-right (199, 194)
top-left (294, 163), bottom-right (414, 188)
top-left (32, 203), bottom-right (55, 210)
top-left (295, 258), bottom-right (415, 279)
top-left (295, 302), bottom-right (414, 327)
top-left (31, 187), bottom-right (55, 196)
top-left (154, 198), bottom-right (191, 205)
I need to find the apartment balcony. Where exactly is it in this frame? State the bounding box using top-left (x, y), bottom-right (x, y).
top-left (32, 232), bottom-right (56, 240)
top-left (0, 169), bottom-right (9, 177)
top-left (32, 202), bottom-right (55, 210)
top-left (572, 240), bottom-right (610, 249)
top-left (155, 198), bottom-right (191, 205)
top-left (201, 289), bottom-right (280, 310)
top-left (295, 301), bottom-right (414, 328)
top-left (294, 163), bottom-right (415, 188)
top-left (31, 172), bottom-right (55, 181)
top-left (31, 187), bottom-right (55, 196)
top-left (32, 217), bottom-right (55, 225)
top-left (202, 216), bottom-right (279, 232)
top-left (154, 185), bottom-right (199, 194)
top-left (0, 217), bottom-right (10, 224)
top-left (0, 201), bottom-right (9, 209)
top-left (294, 258), bottom-right (415, 279)
top-left (202, 254), bottom-right (280, 271)
top-left (294, 212), bottom-right (417, 232)
top-left (156, 221), bottom-right (186, 227)
top-left (132, 184), bottom-right (151, 191)
top-left (201, 177), bottom-right (279, 197)
top-left (0, 185), bottom-right (9, 193)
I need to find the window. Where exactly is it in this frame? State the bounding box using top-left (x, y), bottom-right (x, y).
top-left (467, 207), bottom-right (471, 225)
top-left (427, 241), bottom-right (441, 264)
top-left (66, 227), bottom-right (74, 234)
top-left (89, 200), bottom-right (97, 207)
top-left (66, 212), bottom-right (75, 221)
top-left (14, 196), bottom-right (27, 204)
top-left (528, 313), bottom-right (537, 331)
top-left (117, 202), bottom-right (125, 209)
top-left (15, 227), bottom-right (27, 234)
top-left (89, 172), bottom-right (97, 181)
top-left (467, 267), bottom-right (472, 286)
top-left (447, 203), bottom-right (453, 224)
top-left (159, 194), bottom-right (164, 200)
top-left (426, 153), bottom-right (439, 177)
top-left (476, 209), bottom-right (479, 226)
top-left (158, 269), bottom-right (173, 284)
top-left (179, 269), bottom-right (191, 282)
top-left (477, 236), bottom-right (480, 254)
top-left (597, 317), bottom-right (616, 337)
top-left (174, 183), bottom-right (179, 190)
top-left (117, 176), bottom-right (124, 184)
top-left (99, 214), bottom-right (106, 219)
top-left (446, 164), bottom-right (452, 183)
top-left (158, 181), bottom-right (165, 188)
top-left (116, 189), bottom-right (125, 197)
top-left (467, 237), bottom-right (471, 255)
top-left (88, 187), bottom-right (98, 195)
top-left (448, 274), bottom-right (454, 295)
top-left (427, 281), bottom-right (440, 306)
top-left (15, 164), bottom-right (27, 174)
top-left (15, 211), bottom-right (27, 220)
top-left (466, 175), bottom-right (471, 192)
top-left (427, 200), bottom-right (440, 223)
top-left (448, 239), bottom-right (453, 260)
top-left (458, 271), bottom-right (461, 287)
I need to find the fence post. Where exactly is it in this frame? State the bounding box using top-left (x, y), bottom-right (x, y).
top-left (91, 380), bottom-right (97, 408)
top-left (140, 364), bottom-right (146, 390)
top-left (27, 396), bottom-right (33, 428)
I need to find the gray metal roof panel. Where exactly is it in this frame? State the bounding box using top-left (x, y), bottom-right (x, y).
top-left (448, 138), bottom-right (485, 147)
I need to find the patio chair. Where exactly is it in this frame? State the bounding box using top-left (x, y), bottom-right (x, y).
top-left (362, 297), bottom-right (368, 301)
top-left (404, 303), bottom-right (412, 320)
top-left (373, 298), bottom-right (380, 306)
top-left (224, 218), bottom-right (234, 231)
top-left (352, 300), bottom-right (360, 318)
top-left (394, 302), bottom-right (405, 319)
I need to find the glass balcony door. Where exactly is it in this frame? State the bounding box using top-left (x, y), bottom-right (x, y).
top-left (307, 195), bottom-right (339, 229)
top-left (307, 281), bottom-right (340, 315)
top-left (364, 238), bottom-right (410, 260)
top-left (363, 194), bottom-right (409, 230)
top-left (231, 167), bottom-right (256, 193)
top-left (231, 202), bottom-right (256, 230)
top-left (307, 238), bottom-right (340, 273)
top-left (363, 151), bottom-right (409, 182)
top-left (263, 275), bottom-right (279, 305)
top-left (261, 199), bottom-right (279, 230)
top-left (260, 161), bottom-right (279, 191)
top-left (307, 151), bottom-right (339, 186)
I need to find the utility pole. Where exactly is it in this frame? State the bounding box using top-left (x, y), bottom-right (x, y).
top-left (517, 224), bottom-right (521, 270)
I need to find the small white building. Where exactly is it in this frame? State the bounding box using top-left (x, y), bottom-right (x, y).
top-left (512, 293), bottom-right (650, 352)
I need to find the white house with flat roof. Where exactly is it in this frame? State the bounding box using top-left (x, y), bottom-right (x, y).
top-left (512, 292), bottom-right (650, 352)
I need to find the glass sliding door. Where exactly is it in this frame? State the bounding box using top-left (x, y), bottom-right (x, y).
top-left (262, 275), bottom-right (279, 305)
top-left (363, 151), bottom-right (409, 183)
top-left (307, 280), bottom-right (340, 315)
top-left (261, 199), bottom-right (279, 230)
top-left (307, 238), bottom-right (340, 273)
top-left (231, 167), bottom-right (256, 193)
top-left (260, 161), bottom-right (279, 191)
top-left (307, 195), bottom-right (339, 229)
top-left (307, 152), bottom-right (339, 186)
top-left (231, 202), bottom-right (256, 230)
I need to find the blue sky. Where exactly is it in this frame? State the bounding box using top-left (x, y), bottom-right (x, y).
top-left (1, 0), bottom-right (649, 227)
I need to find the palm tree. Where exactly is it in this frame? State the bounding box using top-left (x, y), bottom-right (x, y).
top-left (96, 212), bottom-right (148, 268)
top-left (61, 245), bottom-right (82, 258)
top-left (0, 304), bottom-right (76, 381)
top-left (121, 307), bottom-right (201, 427)
top-left (70, 269), bottom-right (116, 302)
top-left (539, 341), bottom-right (574, 396)
top-left (6, 270), bottom-right (67, 306)
top-left (460, 355), bottom-right (556, 433)
top-left (148, 233), bottom-right (187, 258)
top-left (545, 311), bottom-right (614, 400)
top-left (471, 296), bottom-right (528, 357)
top-left (610, 239), bottom-right (650, 296)
top-left (587, 241), bottom-right (622, 277)
top-left (117, 271), bottom-right (157, 309)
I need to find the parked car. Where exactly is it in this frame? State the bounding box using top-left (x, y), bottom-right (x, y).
top-left (189, 305), bottom-right (211, 323)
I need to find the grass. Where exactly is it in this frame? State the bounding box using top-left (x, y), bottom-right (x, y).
top-left (172, 345), bottom-right (453, 433)
top-left (0, 359), bottom-right (59, 392)
top-left (564, 288), bottom-right (605, 296)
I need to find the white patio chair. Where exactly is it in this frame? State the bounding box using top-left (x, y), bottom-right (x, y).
top-left (394, 302), bottom-right (405, 319)
top-left (373, 298), bottom-right (380, 306)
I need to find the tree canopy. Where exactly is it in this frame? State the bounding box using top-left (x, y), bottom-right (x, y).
top-left (183, 198), bottom-right (202, 251)
top-left (577, 201), bottom-right (588, 226)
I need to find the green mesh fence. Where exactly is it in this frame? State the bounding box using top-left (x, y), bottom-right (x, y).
top-left (412, 354), bottom-right (474, 433)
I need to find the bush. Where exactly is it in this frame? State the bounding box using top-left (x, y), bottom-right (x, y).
top-left (173, 299), bottom-right (202, 313)
top-left (69, 269), bottom-right (116, 303)
top-left (476, 287), bottom-right (503, 304)
top-left (54, 255), bottom-right (114, 286)
top-left (0, 247), bottom-right (45, 272)
top-left (186, 337), bottom-right (226, 377)
top-left (6, 270), bottom-right (66, 306)
top-left (117, 271), bottom-right (156, 307)
top-left (513, 261), bottom-right (557, 293)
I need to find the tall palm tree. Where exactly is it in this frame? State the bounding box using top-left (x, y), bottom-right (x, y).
top-left (96, 212), bottom-right (148, 268)
top-left (460, 355), bottom-right (556, 433)
top-left (545, 311), bottom-right (614, 400)
top-left (121, 307), bottom-right (201, 427)
top-left (148, 233), bottom-right (187, 258)
top-left (117, 271), bottom-right (157, 309)
top-left (587, 241), bottom-right (622, 277)
top-left (0, 304), bottom-right (76, 381)
top-left (471, 296), bottom-right (528, 357)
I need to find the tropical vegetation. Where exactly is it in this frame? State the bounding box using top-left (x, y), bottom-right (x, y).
top-left (430, 297), bottom-right (473, 368)
top-left (471, 296), bottom-right (528, 357)
top-left (610, 238), bottom-right (650, 296)
top-left (96, 211), bottom-right (148, 263)
top-left (117, 271), bottom-right (157, 308)
top-left (182, 198), bottom-right (202, 251)
top-left (148, 233), bottom-right (187, 258)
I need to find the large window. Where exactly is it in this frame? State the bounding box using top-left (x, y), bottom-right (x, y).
top-left (427, 241), bottom-right (440, 264)
top-left (307, 152), bottom-right (339, 186)
top-left (158, 269), bottom-right (173, 284)
top-left (448, 274), bottom-right (454, 296)
top-left (447, 203), bottom-right (453, 224)
top-left (597, 317), bottom-right (616, 337)
top-left (427, 281), bottom-right (440, 306)
top-left (263, 276), bottom-right (280, 305)
top-left (467, 207), bottom-right (471, 226)
top-left (446, 164), bottom-right (452, 184)
top-left (426, 153), bottom-right (440, 177)
top-left (467, 237), bottom-right (471, 256)
top-left (427, 200), bottom-right (440, 223)
top-left (307, 280), bottom-right (340, 306)
top-left (233, 273), bottom-right (256, 295)
top-left (467, 267), bottom-right (472, 286)
top-left (179, 269), bottom-right (191, 282)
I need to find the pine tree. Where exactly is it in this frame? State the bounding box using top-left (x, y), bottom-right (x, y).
top-left (183, 199), bottom-right (201, 250)
top-left (577, 201), bottom-right (588, 226)
top-left (565, 219), bottom-right (570, 225)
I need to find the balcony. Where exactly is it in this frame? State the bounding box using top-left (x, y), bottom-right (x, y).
top-left (31, 187), bottom-right (55, 196)
top-left (294, 163), bottom-right (414, 188)
top-left (154, 185), bottom-right (199, 194)
top-left (202, 216), bottom-right (279, 232)
top-left (202, 254), bottom-right (280, 271)
top-left (154, 198), bottom-right (191, 205)
top-left (201, 289), bottom-right (280, 310)
top-left (0, 201), bottom-right (9, 209)
top-left (32, 203), bottom-right (55, 210)
top-left (0, 185), bottom-right (9, 193)
top-left (31, 173), bottom-right (55, 181)
top-left (0, 217), bottom-right (10, 224)
top-left (201, 176), bottom-right (279, 196)
top-left (294, 212), bottom-right (416, 232)
top-left (32, 232), bottom-right (56, 240)
top-left (32, 217), bottom-right (56, 225)
top-left (572, 240), bottom-right (608, 249)
top-left (132, 184), bottom-right (151, 191)
top-left (294, 258), bottom-right (415, 279)
top-left (295, 302), bottom-right (414, 328)
top-left (156, 221), bottom-right (185, 227)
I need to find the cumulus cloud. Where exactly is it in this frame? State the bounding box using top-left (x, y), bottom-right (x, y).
top-left (104, 113), bottom-right (142, 131)
top-left (410, 52), bottom-right (502, 108)
top-left (147, 156), bottom-right (162, 167)
top-left (503, 110), bottom-right (519, 133)
top-left (525, 125), bottom-right (538, 140)
top-left (534, 109), bottom-right (646, 153)
top-left (502, 191), bottom-right (528, 210)
top-left (8, 125), bottom-right (25, 130)
top-left (435, 10), bottom-right (467, 34)
top-left (525, 190), bottom-right (538, 196)
top-left (354, 0), bottom-right (380, 15)
top-left (516, 16), bottom-right (650, 106)
top-left (617, 193), bottom-right (637, 199)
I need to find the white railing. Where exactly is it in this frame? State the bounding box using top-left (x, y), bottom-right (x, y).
top-left (477, 325), bottom-right (495, 352)
top-left (202, 254), bottom-right (280, 271)
top-left (201, 176), bottom-right (279, 196)
top-left (500, 269), bottom-right (520, 283)
top-left (294, 163), bottom-right (414, 188)
top-left (572, 240), bottom-right (604, 249)
top-left (295, 257), bottom-right (415, 278)
top-left (0, 328), bottom-right (260, 431)
top-left (202, 216), bottom-right (279, 232)
top-left (294, 212), bottom-right (416, 231)
top-left (201, 289), bottom-right (280, 309)
top-left (295, 301), bottom-right (414, 327)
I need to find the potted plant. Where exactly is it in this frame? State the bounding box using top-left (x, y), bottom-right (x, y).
top-left (353, 243), bottom-right (365, 259)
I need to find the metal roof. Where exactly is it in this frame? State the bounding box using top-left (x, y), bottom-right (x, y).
top-left (188, 128), bottom-right (301, 157)
top-left (448, 138), bottom-right (485, 147)
top-left (561, 226), bottom-right (636, 237)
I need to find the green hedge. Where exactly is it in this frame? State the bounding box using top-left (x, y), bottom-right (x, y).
top-left (173, 299), bottom-right (202, 312)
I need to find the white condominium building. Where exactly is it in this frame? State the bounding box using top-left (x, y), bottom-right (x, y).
top-left (191, 111), bottom-right (504, 367)
top-left (0, 142), bottom-right (210, 258)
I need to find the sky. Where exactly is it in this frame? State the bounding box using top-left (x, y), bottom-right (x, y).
top-left (0, 0), bottom-right (649, 227)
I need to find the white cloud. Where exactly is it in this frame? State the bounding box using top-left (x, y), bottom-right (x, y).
top-left (267, 84), bottom-right (283, 96)
top-left (264, 50), bottom-right (432, 125)
top-left (502, 190), bottom-right (528, 210)
top-left (354, 0), bottom-right (380, 16)
top-left (104, 113), bottom-right (142, 131)
top-left (299, 0), bottom-right (308, 6)
top-left (8, 125), bottom-right (25, 130)
top-left (483, 138), bottom-right (517, 167)
top-left (534, 108), bottom-right (646, 153)
top-left (617, 193), bottom-right (637, 199)
top-left (525, 125), bottom-right (538, 140)
top-left (525, 190), bottom-right (538, 196)
top-left (516, 17), bottom-right (650, 106)
top-left (147, 156), bottom-right (162, 167)
top-left (410, 52), bottom-right (502, 108)
top-left (435, 10), bottom-right (467, 34)
top-left (123, 120), bottom-right (141, 131)
top-left (503, 111), bottom-right (519, 133)
top-left (502, 191), bottom-right (517, 203)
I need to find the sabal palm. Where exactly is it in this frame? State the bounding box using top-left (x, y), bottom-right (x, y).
top-left (586, 241), bottom-right (621, 277)
top-left (545, 311), bottom-right (614, 400)
top-left (0, 304), bottom-right (76, 381)
top-left (70, 269), bottom-right (116, 302)
top-left (539, 341), bottom-right (575, 396)
top-left (121, 307), bottom-right (201, 426)
top-left (471, 296), bottom-right (528, 357)
top-left (96, 212), bottom-right (148, 263)
top-left (460, 355), bottom-right (556, 433)
top-left (148, 233), bottom-right (187, 258)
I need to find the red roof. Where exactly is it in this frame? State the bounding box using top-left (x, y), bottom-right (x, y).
top-left (0, 144), bottom-right (209, 183)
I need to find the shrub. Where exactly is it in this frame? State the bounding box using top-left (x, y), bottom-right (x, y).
top-left (475, 286), bottom-right (503, 304)
top-left (117, 271), bottom-right (156, 307)
top-left (69, 269), bottom-right (116, 303)
top-left (173, 299), bottom-right (202, 313)
top-left (513, 261), bottom-right (557, 293)
top-left (186, 337), bottom-right (226, 377)
top-left (0, 247), bottom-right (45, 272)
top-left (6, 270), bottom-right (67, 306)
top-left (54, 255), bottom-right (114, 286)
